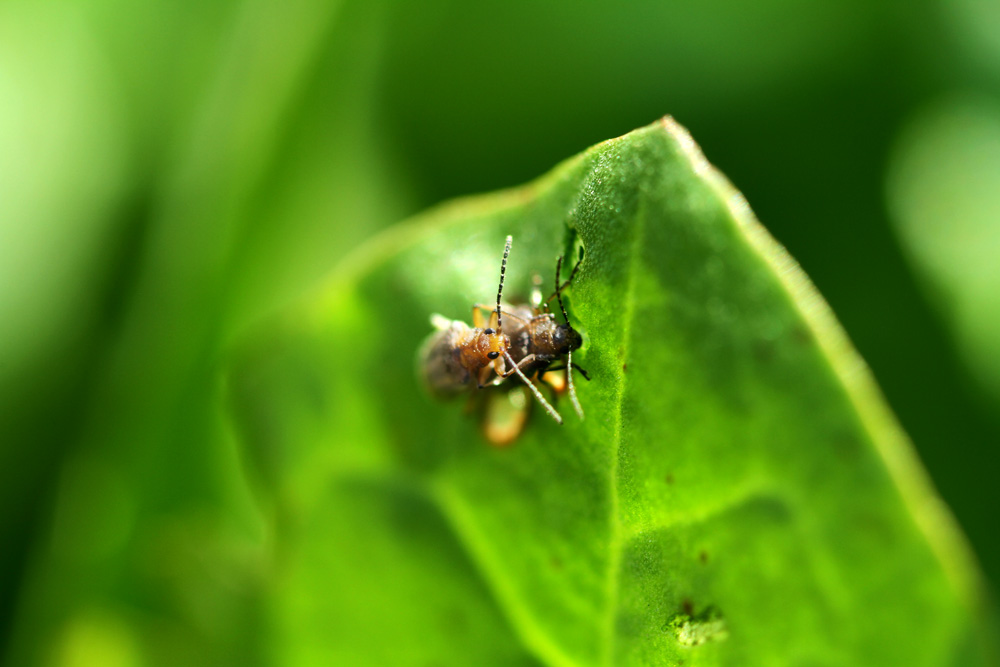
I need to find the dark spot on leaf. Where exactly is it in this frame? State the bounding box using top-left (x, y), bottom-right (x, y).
top-left (622, 362), bottom-right (628, 373)
top-left (699, 550), bottom-right (709, 564)
top-left (682, 598), bottom-right (694, 616)
top-left (550, 556), bottom-right (563, 570)
top-left (664, 473), bottom-right (674, 485)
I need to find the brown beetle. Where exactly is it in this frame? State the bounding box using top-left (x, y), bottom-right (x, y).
top-left (419, 236), bottom-right (563, 423)
top-left (477, 248), bottom-right (589, 420)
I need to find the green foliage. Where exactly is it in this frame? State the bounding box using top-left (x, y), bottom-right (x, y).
top-left (230, 119), bottom-right (994, 665)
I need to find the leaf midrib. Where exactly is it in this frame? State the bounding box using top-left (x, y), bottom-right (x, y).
top-left (601, 191), bottom-right (649, 666)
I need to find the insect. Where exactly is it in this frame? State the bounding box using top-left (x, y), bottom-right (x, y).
top-left (477, 247), bottom-right (589, 420)
top-left (419, 235), bottom-right (564, 424)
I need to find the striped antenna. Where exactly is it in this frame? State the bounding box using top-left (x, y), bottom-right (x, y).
top-left (545, 245), bottom-right (584, 306)
top-left (504, 351), bottom-right (562, 425)
top-left (554, 255), bottom-right (571, 325)
top-left (567, 348), bottom-right (584, 419)
top-left (496, 235), bottom-right (512, 330)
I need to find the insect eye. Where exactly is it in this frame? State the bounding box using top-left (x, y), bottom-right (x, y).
top-left (484, 328), bottom-right (496, 335)
top-left (487, 351), bottom-right (499, 359)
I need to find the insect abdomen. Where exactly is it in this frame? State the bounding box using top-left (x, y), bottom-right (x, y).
top-left (419, 321), bottom-right (473, 397)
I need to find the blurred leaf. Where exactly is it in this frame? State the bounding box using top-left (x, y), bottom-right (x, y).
top-left (0, 1), bottom-right (128, 398)
top-left (943, 0), bottom-right (1000, 75)
top-left (234, 119), bottom-right (992, 665)
top-left (0, 2), bottom-right (132, 646)
top-left (2, 1), bottom-right (411, 665)
top-left (887, 93), bottom-right (1000, 405)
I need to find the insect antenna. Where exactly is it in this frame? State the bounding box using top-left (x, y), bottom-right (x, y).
top-left (503, 351), bottom-right (563, 425)
top-left (566, 348), bottom-right (584, 420)
top-left (496, 235), bottom-right (512, 330)
top-left (553, 255), bottom-right (571, 325)
top-left (565, 245), bottom-right (584, 284)
top-left (554, 253), bottom-right (585, 419)
top-left (545, 245), bottom-right (584, 308)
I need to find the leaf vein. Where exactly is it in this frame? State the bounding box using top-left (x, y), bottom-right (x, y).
top-left (602, 191), bottom-right (648, 665)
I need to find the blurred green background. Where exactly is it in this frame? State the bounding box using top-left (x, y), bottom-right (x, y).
top-left (2, 0), bottom-right (999, 664)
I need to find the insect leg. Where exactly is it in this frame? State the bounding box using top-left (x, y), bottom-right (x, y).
top-left (539, 363), bottom-right (589, 380)
top-left (496, 354), bottom-right (537, 378)
top-left (491, 353), bottom-right (538, 385)
top-left (475, 303), bottom-right (530, 326)
top-left (503, 351), bottom-right (562, 425)
top-left (477, 364), bottom-right (495, 388)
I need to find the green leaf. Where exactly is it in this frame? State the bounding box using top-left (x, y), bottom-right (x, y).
top-left (230, 118), bottom-right (995, 665)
